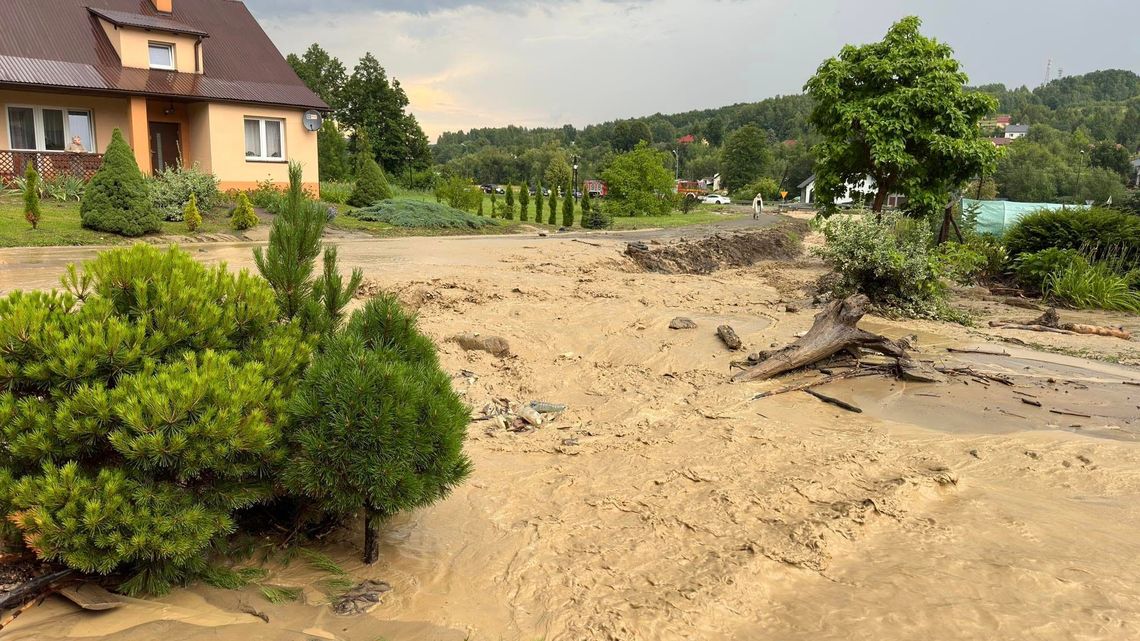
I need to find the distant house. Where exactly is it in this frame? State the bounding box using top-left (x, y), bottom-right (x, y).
top-left (1004, 124), bottom-right (1030, 140)
top-left (798, 174), bottom-right (905, 208)
top-left (991, 137), bottom-right (1015, 148)
top-left (1, 0), bottom-right (327, 190)
top-left (697, 173), bottom-right (721, 192)
top-left (979, 114), bottom-right (1012, 130)
top-left (677, 134), bottom-right (696, 145)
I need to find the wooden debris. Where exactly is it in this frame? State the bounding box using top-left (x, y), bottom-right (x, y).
top-left (1063, 323), bottom-right (1132, 340)
top-left (717, 325), bottom-right (743, 351)
top-left (1020, 398), bottom-right (1043, 407)
top-left (57, 583), bottom-right (124, 611)
top-left (804, 389), bottom-right (863, 413)
top-left (989, 307), bottom-right (1131, 340)
top-left (947, 347), bottom-right (1010, 356)
top-left (734, 295), bottom-right (943, 383)
top-left (0, 568), bottom-right (75, 613)
top-left (1050, 409), bottom-right (1093, 418)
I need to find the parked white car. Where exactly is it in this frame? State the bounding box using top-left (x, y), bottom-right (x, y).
top-left (701, 194), bottom-right (731, 204)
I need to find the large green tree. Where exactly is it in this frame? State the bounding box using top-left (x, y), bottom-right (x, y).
top-left (341, 53), bottom-right (431, 175)
top-left (721, 124), bottom-right (772, 191)
top-left (286, 44), bottom-right (347, 111)
top-left (804, 16), bottom-right (1000, 216)
top-left (601, 143), bottom-right (675, 217)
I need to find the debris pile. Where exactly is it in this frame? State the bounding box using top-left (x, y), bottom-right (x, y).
top-left (477, 399), bottom-right (566, 433)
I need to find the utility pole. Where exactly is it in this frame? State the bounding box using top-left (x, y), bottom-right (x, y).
top-left (670, 149), bottom-right (680, 180)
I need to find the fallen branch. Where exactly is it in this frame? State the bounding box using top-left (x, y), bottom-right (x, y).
top-left (988, 322), bottom-right (1076, 335)
top-left (751, 367), bottom-right (888, 400)
top-left (1062, 323), bottom-right (1132, 340)
top-left (804, 389), bottom-right (863, 413)
top-left (947, 346), bottom-right (1010, 356)
top-left (1050, 408), bottom-right (1092, 418)
top-left (571, 239), bottom-right (604, 248)
top-left (717, 325), bottom-right (743, 351)
top-left (990, 308), bottom-right (1131, 340)
top-left (733, 295), bottom-right (943, 383)
top-left (0, 568), bottom-right (76, 613)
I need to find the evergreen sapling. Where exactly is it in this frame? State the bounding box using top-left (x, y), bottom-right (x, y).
top-left (562, 187), bottom-right (574, 227)
top-left (23, 164), bottom-right (41, 230)
top-left (547, 189), bottom-right (557, 225)
top-left (519, 186), bottom-right (530, 222)
top-left (504, 183), bottom-right (515, 220)
top-left (184, 193), bottom-right (202, 232)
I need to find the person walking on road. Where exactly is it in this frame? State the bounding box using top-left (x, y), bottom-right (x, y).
top-left (752, 194), bottom-right (764, 220)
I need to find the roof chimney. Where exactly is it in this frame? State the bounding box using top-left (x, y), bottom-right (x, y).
top-left (151, 0), bottom-right (173, 13)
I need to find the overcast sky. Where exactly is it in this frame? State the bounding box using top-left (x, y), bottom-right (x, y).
top-left (247, 0), bottom-right (1140, 141)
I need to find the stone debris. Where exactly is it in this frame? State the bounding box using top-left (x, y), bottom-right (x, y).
top-left (669, 317), bottom-right (698, 330)
top-left (331, 580), bottom-right (392, 616)
top-left (451, 332), bottom-right (512, 357)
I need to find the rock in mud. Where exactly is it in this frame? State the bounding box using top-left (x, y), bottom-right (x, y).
top-left (529, 401), bottom-right (568, 414)
top-left (669, 317), bottom-right (698, 330)
top-left (517, 406), bottom-right (544, 427)
top-left (452, 332), bottom-right (511, 357)
top-left (717, 325), bottom-right (743, 351)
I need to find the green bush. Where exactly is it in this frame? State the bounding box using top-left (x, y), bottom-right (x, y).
top-left (1045, 259), bottom-right (1140, 312)
top-left (350, 199), bottom-right (495, 229)
top-left (399, 168), bottom-right (438, 191)
top-left (23, 164), bottom-right (40, 230)
top-left (81, 129), bottom-right (160, 236)
top-left (43, 174), bottom-right (86, 202)
top-left (230, 192), bottom-right (260, 231)
top-left (247, 179), bottom-right (283, 211)
top-left (519, 187), bottom-right (530, 222)
top-left (581, 200), bottom-right (612, 229)
top-left (1013, 248), bottom-right (1086, 291)
top-left (284, 294), bottom-right (471, 563)
top-left (562, 189), bottom-right (575, 227)
top-left (732, 176), bottom-right (780, 202)
top-left (814, 211), bottom-right (961, 320)
top-left (319, 181), bottom-right (354, 205)
top-left (433, 175), bottom-right (481, 212)
top-left (601, 143), bottom-right (675, 217)
top-left (936, 237), bottom-right (1008, 285)
top-left (150, 164), bottom-right (221, 222)
top-left (0, 244), bottom-right (312, 594)
top-left (1005, 207), bottom-right (1140, 267)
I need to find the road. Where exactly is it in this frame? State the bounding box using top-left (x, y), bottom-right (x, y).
top-left (0, 212), bottom-right (785, 294)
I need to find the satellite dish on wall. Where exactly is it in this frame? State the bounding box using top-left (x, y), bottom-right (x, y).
top-left (303, 110), bottom-right (323, 132)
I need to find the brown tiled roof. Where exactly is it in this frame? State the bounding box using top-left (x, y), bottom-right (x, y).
top-left (0, 0), bottom-right (327, 111)
top-left (87, 7), bottom-right (210, 38)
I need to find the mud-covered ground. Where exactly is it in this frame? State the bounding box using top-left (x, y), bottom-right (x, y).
top-left (3, 218), bottom-right (1139, 641)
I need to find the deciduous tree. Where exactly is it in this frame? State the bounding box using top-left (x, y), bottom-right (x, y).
top-left (601, 143), bottom-right (675, 217)
top-left (804, 16), bottom-right (1000, 216)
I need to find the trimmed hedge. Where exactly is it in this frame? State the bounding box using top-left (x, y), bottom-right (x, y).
top-left (350, 199), bottom-right (495, 229)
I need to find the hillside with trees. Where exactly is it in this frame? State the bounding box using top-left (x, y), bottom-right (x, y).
top-left (421, 68), bottom-right (1140, 207)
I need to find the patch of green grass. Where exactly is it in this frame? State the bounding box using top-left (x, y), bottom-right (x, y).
top-left (0, 193), bottom-right (245, 247)
top-left (350, 199), bottom-right (495, 229)
top-left (608, 208), bottom-right (746, 230)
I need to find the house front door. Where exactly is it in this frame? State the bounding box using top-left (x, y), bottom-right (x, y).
top-left (149, 122), bottom-right (181, 174)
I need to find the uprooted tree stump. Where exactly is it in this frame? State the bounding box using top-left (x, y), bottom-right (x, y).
top-left (733, 294), bottom-right (944, 383)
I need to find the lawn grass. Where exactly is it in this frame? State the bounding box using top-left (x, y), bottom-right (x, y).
top-left (1, 193), bottom-right (240, 247)
top-left (608, 208), bottom-right (746, 230)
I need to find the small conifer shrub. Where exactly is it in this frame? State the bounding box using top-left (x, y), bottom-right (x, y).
top-left (562, 188), bottom-right (575, 227)
top-left (0, 244), bottom-right (312, 594)
top-left (184, 193), bottom-right (202, 232)
top-left (80, 129), bottom-right (160, 236)
top-left (23, 164), bottom-right (41, 230)
top-left (547, 189), bottom-right (557, 225)
top-left (285, 294), bottom-right (471, 564)
top-left (518, 186), bottom-right (530, 222)
top-left (504, 183), bottom-right (515, 220)
top-left (347, 133), bottom-right (394, 207)
top-left (231, 192), bottom-right (260, 230)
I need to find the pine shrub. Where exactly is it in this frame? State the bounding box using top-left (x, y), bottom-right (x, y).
top-left (284, 294), bottom-right (471, 563)
top-left (547, 190), bottom-right (557, 225)
top-left (562, 189), bottom-right (575, 227)
top-left (477, 197), bottom-right (485, 216)
top-left (519, 187), bottom-right (530, 222)
top-left (581, 199), bottom-right (612, 230)
top-left (348, 134), bottom-right (393, 207)
top-left (184, 193), bottom-right (202, 232)
top-left (1004, 207), bottom-right (1140, 268)
top-left (0, 244), bottom-right (312, 594)
top-left (231, 192), bottom-right (260, 230)
top-left (504, 184), bottom-right (515, 220)
top-left (23, 164), bottom-right (40, 230)
top-left (81, 129), bottom-right (160, 236)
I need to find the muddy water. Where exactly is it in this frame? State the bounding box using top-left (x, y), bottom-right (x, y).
top-left (3, 233), bottom-right (1140, 640)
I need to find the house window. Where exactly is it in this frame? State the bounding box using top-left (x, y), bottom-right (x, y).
top-left (244, 117), bottom-right (285, 161)
top-left (6, 105), bottom-right (94, 152)
top-left (149, 42), bottom-right (176, 70)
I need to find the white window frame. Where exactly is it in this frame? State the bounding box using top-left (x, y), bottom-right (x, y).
top-left (148, 42), bottom-right (176, 70)
top-left (5, 104), bottom-right (95, 152)
top-left (243, 117), bottom-right (287, 162)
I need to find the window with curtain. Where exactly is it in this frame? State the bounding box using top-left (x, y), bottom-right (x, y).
top-left (6, 106), bottom-right (94, 152)
top-left (7, 107), bottom-right (35, 150)
top-left (243, 117), bottom-right (286, 161)
top-left (149, 43), bottom-right (175, 70)
top-left (42, 109), bottom-right (65, 151)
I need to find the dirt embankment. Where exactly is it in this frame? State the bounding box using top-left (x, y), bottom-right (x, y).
top-left (623, 221), bottom-right (809, 274)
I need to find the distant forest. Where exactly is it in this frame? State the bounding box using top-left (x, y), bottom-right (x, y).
top-left (432, 69), bottom-right (1140, 204)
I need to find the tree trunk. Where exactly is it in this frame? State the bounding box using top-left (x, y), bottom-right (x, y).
top-left (363, 507), bottom-right (380, 565)
top-left (871, 188), bottom-right (889, 213)
top-left (733, 295), bottom-right (943, 383)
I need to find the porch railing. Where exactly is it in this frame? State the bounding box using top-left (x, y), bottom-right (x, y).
top-left (0, 150), bottom-right (104, 186)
